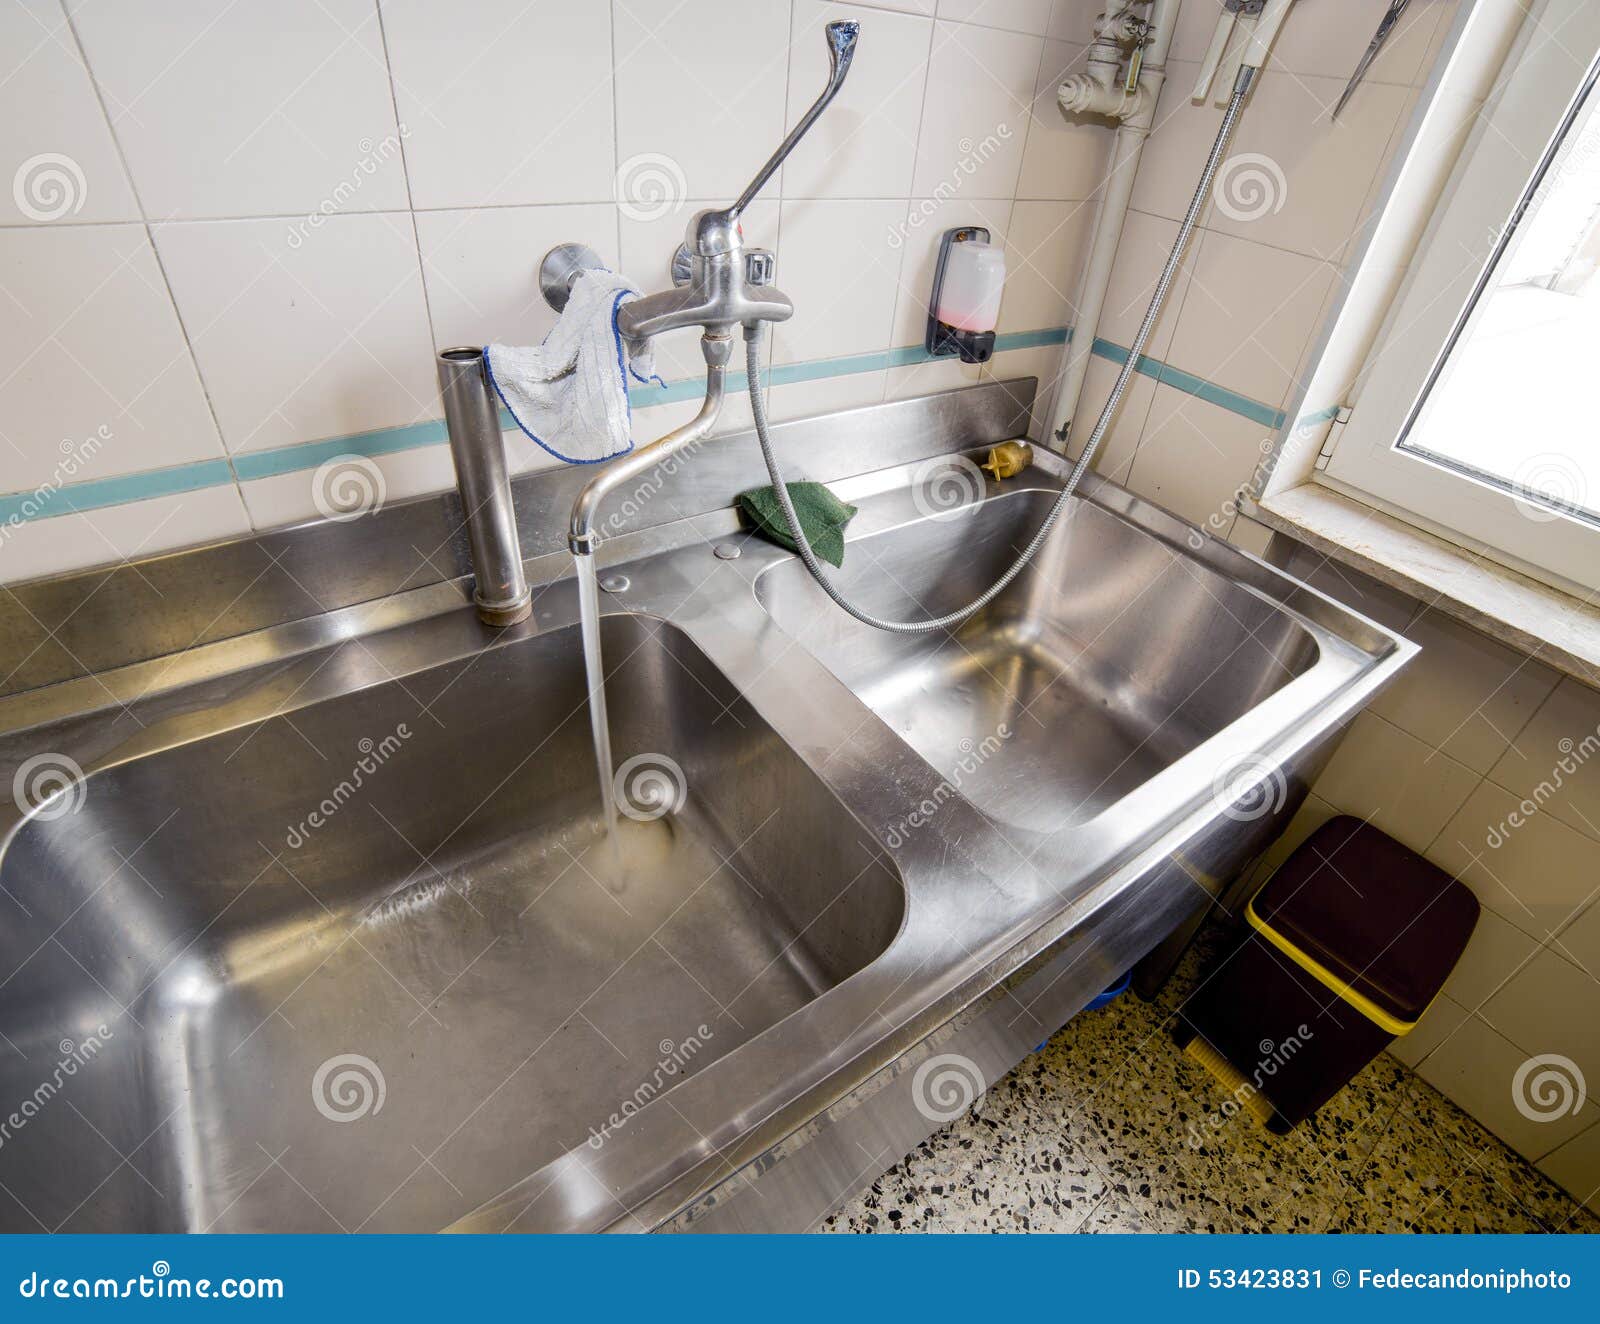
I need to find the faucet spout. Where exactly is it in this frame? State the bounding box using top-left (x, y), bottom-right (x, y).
top-left (569, 333), bottom-right (731, 555)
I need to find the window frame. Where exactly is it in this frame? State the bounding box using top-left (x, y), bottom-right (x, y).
top-left (1320, 0), bottom-right (1600, 595)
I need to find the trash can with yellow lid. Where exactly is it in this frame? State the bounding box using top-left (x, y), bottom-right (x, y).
top-left (1174, 815), bottom-right (1480, 1133)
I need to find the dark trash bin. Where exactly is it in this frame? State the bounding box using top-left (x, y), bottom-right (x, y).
top-left (1175, 815), bottom-right (1480, 1132)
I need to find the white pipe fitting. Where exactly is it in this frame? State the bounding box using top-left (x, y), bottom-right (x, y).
top-left (1058, 71), bottom-right (1152, 120)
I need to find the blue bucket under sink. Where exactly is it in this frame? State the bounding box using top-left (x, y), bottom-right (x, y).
top-left (1035, 971), bottom-right (1133, 1052)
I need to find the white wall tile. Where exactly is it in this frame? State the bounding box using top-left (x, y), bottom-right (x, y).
top-left (1095, 210), bottom-right (1195, 360)
top-left (154, 214), bottom-right (436, 454)
top-left (1439, 908), bottom-right (1540, 1011)
top-left (1, 0), bottom-right (137, 224)
top-left (70, 0), bottom-right (406, 219)
top-left (766, 368), bottom-right (888, 424)
top-left (1481, 950), bottom-right (1600, 1109)
top-left (380, 0), bottom-right (614, 210)
top-left (1429, 782), bottom-right (1600, 940)
top-left (238, 445), bottom-right (458, 532)
top-left (1540, 1110), bottom-right (1600, 1215)
top-left (1017, 40), bottom-right (1109, 201)
top-left (912, 21), bottom-right (1040, 199)
top-left (1171, 0), bottom-right (1448, 86)
top-left (836, 0), bottom-right (936, 14)
top-left (1166, 230), bottom-right (1337, 411)
top-left (784, 2), bottom-right (933, 199)
top-left (773, 199), bottom-right (908, 363)
top-left (1415, 1010), bottom-right (1595, 1162)
top-left (1044, 0), bottom-right (1097, 44)
top-left (1001, 198), bottom-right (1091, 332)
top-left (1070, 355), bottom-right (1155, 482)
top-left (0, 486), bottom-right (249, 585)
top-left (1204, 72), bottom-right (1411, 262)
top-left (1554, 900), bottom-right (1600, 984)
top-left (885, 356), bottom-right (983, 400)
top-left (1123, 385), bottom-right (1276, 531)
top-left (1128, 60), bottom-right (1226, 225)
top-left (1387, 992), bottom-right (1469, 1069)
top-left (1227, 515), bottom-right (1273, 558)
top-left (614, 0), bottom-right (791, 205)
top-left (1369, 609), bottom-right (1561, 775)
top-left (1310, 710), bottom-right (1479, 855)
top-left (937, 0), bottom-right (1054, 35)
top-left (1488, 679), bottom-right (1600, 843)
top-left (982, 343), bottom-right (1061, 440)
top-left (418, 204), bottom-right (620, 356)
top-left (0, 225), bottom-right (222, 487)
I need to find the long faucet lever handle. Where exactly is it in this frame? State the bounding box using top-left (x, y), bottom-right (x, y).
top-left (730, 20), bottom-right (859, 217)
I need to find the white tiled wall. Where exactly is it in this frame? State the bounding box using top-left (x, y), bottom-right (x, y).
top-left (0, 0), bottom-right (1115, 582)
top-left (1065, 0), bottom-right (1453, 536)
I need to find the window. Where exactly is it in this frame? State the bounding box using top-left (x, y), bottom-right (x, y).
top-left (1322, 0), bottom-right (1600, 594)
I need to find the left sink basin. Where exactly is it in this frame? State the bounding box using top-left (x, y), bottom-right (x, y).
top-left (0, 614), bottom-right (903, 1232)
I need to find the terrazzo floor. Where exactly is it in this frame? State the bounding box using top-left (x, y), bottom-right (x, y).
top-left (823, 927), bottom-right (1599, 1235)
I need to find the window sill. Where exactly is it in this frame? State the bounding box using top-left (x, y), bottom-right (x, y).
top-left (1248, 483), bottom-right (1600, 684)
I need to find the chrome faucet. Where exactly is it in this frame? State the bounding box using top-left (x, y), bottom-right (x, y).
top-left (567, 19), bottom-right (860, 555)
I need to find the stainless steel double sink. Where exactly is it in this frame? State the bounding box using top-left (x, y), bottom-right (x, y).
top-left (0, 381), bottom-right (1414, 1233)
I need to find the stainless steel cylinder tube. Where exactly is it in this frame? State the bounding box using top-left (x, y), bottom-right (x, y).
top-left (436, 348), bottom-right (533, 627)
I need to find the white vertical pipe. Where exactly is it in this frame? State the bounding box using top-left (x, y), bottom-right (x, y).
top-left (1045, 0), bottom-right (1180, 451)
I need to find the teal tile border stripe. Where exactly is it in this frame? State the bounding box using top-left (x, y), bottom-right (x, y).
top-left (0, 459), bottom-right (236, 524)
top-left (1089, 337), bottom-right (1286, 431)
top-left (2, 325), bottom-right (1285, 525)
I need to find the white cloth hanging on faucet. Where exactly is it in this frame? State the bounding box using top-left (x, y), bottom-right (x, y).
top-left (484, 269), bottom-right (662, 465)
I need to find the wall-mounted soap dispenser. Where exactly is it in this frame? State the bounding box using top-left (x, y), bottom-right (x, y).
top-left (925, 226), bottom-right (1006, 365)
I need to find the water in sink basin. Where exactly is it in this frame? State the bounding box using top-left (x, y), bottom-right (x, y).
top-left (757, 487), bottom-right (1319, 834)
top-left (0, 616), bottom-right (902, 1232)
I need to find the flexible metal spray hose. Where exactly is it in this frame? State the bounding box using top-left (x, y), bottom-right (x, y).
top-left (748, 72), bottom-right (1256, 635)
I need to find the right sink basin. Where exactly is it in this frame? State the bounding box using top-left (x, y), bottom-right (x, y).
top-left (755, 486), bottom-right (1321, 835)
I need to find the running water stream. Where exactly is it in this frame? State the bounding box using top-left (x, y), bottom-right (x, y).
top-left (574, 553), bottom-right (622, 875)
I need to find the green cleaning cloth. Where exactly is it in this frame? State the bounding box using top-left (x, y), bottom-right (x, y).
top-left (738, 481), bottom-right (858, 568)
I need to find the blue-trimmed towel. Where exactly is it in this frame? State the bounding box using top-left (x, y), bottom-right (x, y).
top-left (484, 270), bottom-right (661, 465)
